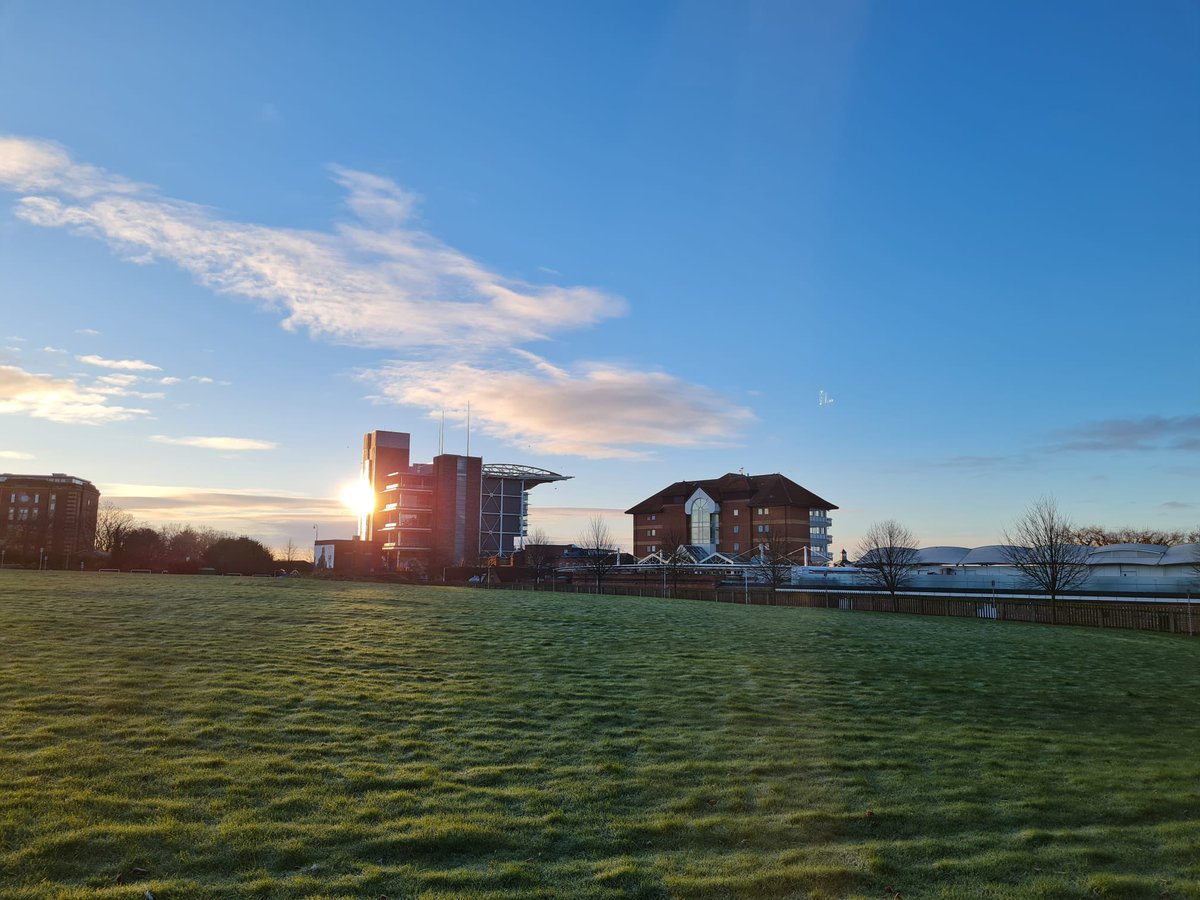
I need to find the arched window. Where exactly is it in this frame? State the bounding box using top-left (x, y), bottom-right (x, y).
top-left (691, 498), bottom-right (710, 545)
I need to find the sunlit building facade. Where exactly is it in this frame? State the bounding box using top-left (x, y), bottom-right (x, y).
top-left (358, 430), bottom-right (569, 573)
top-left (626, 472), bottom-right (836, 563)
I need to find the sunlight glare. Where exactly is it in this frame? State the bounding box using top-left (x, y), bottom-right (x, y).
top-left (339, 479), bottom-right (375, 519)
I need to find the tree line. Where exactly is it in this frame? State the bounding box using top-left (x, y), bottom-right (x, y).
top-left (93, 502), bottom-right (285, 575)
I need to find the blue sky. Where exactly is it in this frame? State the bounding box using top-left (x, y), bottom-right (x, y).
top-left (1, 0), bottom-right (1196, 554)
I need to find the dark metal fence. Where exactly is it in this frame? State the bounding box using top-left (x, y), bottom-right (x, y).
top-left (480, 581), bottom-right (1200, 637)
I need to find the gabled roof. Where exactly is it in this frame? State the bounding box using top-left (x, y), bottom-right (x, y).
top-left (626, 472), bottom-right (837, 515)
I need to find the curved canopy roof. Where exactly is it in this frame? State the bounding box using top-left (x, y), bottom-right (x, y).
top-left (914, 547), bottom-right (971, 565)
top-left (1085, 543), bottom-right (1167, 564)
top-left (1158, 543), bottom-right (1200, 566)
top-left (959, 545), bottom-right (1020, 565)
top-left (481, 464), bottom-right (571, 487)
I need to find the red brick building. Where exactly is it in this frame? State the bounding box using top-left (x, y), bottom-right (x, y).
top-left (357, 430), bottom-right (568, 575)
top-left (625, 472), bottom-right (836, 563)
top-left (0, 473), bottom-right (99, 568)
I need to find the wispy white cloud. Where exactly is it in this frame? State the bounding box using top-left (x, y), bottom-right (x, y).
top-left (150, 435), bottom-right (277, 451)
top-left (75, 328), bottom-right (100, 336)
top-left (96, 373), bottom-right (141, 386)
top-left (370, 353), bottom-right (755, 460)
top-left (77, 354), bottom-right (161, 372)
top-left (42, 346), bottom-right (67, 354)
top-left (0, 363), bottom-right (150, 423)
top-left (0, 450), bottom-right (35, 460)
top-left (159, 376), bottom-right (181, 385)
top-left (0, 136), bottom-right (626, 352)
top-left (0, 135), bottom-right (757, 458)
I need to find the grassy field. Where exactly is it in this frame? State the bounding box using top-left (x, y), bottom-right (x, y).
top-left (0, 573), bottom-right (1197, 899)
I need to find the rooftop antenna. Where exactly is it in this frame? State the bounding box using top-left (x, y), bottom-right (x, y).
top-left (466, 400), bottom-right (471, 457)
top-left (439, 409), bottom-right (445, 455)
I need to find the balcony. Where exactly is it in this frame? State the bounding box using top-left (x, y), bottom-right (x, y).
top-left (809, 515), bottom-right (832, 528)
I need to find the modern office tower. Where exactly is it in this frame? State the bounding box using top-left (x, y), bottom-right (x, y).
top-left (359, 430), bottom-right (569, 572)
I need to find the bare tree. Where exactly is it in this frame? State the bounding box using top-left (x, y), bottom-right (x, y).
top-left (1002, 497), bottom-right (1091, 622)
top-left (748, 532), bottom-right (802, 594)
top-left (855, 520), bottom-right (920, 610)
top-left (576, 516), bottom-right (619, 589)
top-left (94, 501), bottom-right (135, 554)
top-left (1071, 524), bottom-right (1190, 547)
top-left (522, 527), bottom-right (558, 584)
top-left (657, 525), bottom-right (691, 597)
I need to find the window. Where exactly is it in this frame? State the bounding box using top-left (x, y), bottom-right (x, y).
top-left (647, 528), bottom-right (656, 537)
top-left (18, 508), bottom-right (29, 521)
top-left (649, 545), bottom-right (656, 552)
top-left (649, 514), bottom-right (656, 521)
top-left (732, 508), bottom-right (739, 516)
top-left (757, 524), bottom-right (769, 533)
top-left (690, 498), bottom-right (710, 544)
top-left (733, 542), bottom-right (740, 551)
top-left (732, 525), bottom-right (739, 534)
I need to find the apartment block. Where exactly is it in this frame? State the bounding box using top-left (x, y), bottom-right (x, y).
top-left (626, 472), bottom-right (836, 563)
top-left (0, 473), bottom-right (100, 568)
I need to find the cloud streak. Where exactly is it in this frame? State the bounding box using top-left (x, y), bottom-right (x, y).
top-left (99, 482), bottom-right (345, 537)
top-left (1050, 415), bottom-right (1200, 453)
top-left (150, 435), bottom-right (277, 451)
top-left (77, 354), bottom-right (161, 371)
